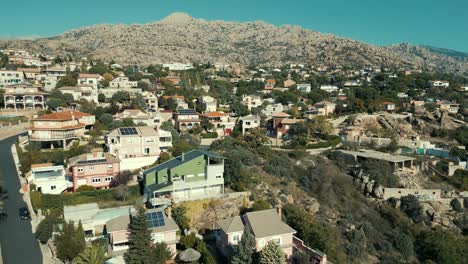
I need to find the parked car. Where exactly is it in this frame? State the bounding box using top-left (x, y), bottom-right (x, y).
top-left (19, 207), bottom-right (30, 220)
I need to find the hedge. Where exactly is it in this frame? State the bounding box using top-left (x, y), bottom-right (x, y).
top-left (30, 185), bottom-right (141, 213)
top-left (201, 132), bottom-right (218, 139)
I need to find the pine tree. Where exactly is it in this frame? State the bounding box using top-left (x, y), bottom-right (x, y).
top-left (124, 208), bottom-right (153, 264)
top-left (259, 241), bottom-right (287, 264)
top-left (149, 242), bottom-right (173, 264)
top-left (231, 228), bottom-right (256, 264)
top-left (54, 221), bottom-right (86, 263)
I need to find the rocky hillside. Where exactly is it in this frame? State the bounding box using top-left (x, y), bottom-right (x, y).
top-left (2, 12), bottom-right (468, 74)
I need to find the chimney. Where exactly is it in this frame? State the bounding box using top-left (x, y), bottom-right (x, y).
top-left (181, 152), bottom-right (185, 161)
top-left (276, 204), bottom-right (283, 218)
top-left (166, 206), bottom-right (172, 219)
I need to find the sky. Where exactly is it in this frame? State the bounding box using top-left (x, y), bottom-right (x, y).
top-left (2, 0), bottom-right (467, 52)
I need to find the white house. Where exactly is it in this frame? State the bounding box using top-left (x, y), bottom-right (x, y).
top-left (320, 85), bottom-right (339, 93)
top-left (110, 76), bottom-right (138, 88)
top-left (241, 95), bottom-right (262, 110)
top-left (429, 80), bottom-right (450, 88)
top-left (0, 70), bottom-right (24, 88)
top-left (27, 164), bottom-right (72, 194)
top-left (198, 96), bottom-right (217, 112)
top-left (262, 103), bottom-right (286, 116)
top-left (59, 85), bottom-right (99, 103)
top-left (297, 83), bottom-right (312, 93)
top-left (78, 74), bottom-right (103, 89)
top-left (162, 63), bottom-right (194, 71)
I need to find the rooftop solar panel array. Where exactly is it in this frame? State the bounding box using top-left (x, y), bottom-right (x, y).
top-left (119, 127), bottom-right (138, 135)
top-left (77, 158), bottom-right (107, 165)
top-left (146, 211), bottom-right (165, 228)
top-left (177, 109), bottom-right (198, 114)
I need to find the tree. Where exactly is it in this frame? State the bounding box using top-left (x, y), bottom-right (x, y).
top-left (172, 205), bottom-right (190, 230)
top-left (99, 113), bottom-right (114, 124)
top-left (111, 91), bottom-right (130, 104)
top-left (35, 216), bottom-right (56, 243)
top-left (201, 118), bottom-right (214, 132)
top-left (259, 241), bottom-right (287, 264)
top-left (124, 207), bottom-right (153, 263)
top-left (113, 184), bottom-right (130, 201)
top-left (110, 170), bottom-right (133, 187)
top-left (394, 232), bottom-right (414, 258)
top-left (251, 200), bottom-right (272, 211)
top-left (75, 244), bottom-right (110, 264)
top-left (131, 94), bottom-right (148, 109)
top-left (149, 242), bottom-right (173, 264)
top-left (98, 93), bottom-right (106, 103)
top-left (450, 198), bottom-right (462, 212)
top-left (400, 195), bottom-right (426, 223)
top-left (56, 74), bottom-right (77, 88)
top-left (231, 228), bottom-right (256, 264)
top-left (54, 220), bottom-right (86, 263)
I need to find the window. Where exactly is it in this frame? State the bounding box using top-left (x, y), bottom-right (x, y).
top-left (144, 148), bottom-right (150, 155)
top-left (51, 186), bottom-right (56, 190)
top-left (271, 237), bottom-right (281, 245)
top-left (78, 167), bottom-right (84, 173)
top-left (92, 178), bottom-right (101, 183)
top-left (105, 176), bottom-right (113, 182)
top-left (107, 164), bottom-right (113, 169)
top-left (216, 174), bottom-right (223, 179)
top-left (152, 233), bottom-right (164, 243)
top-left (232, 233), bottom-right (241, 244)
top-left (89, 166), bottom-right (94, 171)
top-left (186, 174), bottom-right (194, 178)
top-left (259, 239), bottom-right (265, 248)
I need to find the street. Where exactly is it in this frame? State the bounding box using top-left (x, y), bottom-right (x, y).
top-left (0, 135), bottom-right (42, 264)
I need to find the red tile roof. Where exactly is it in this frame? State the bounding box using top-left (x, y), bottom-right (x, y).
top-left (200, 111), bottom-right (228, 118)
top-left (79, 73), bottom-right (101, 78)
top-left (35, 111), bottom-right (92, 121)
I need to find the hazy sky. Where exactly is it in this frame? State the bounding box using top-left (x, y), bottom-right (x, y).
top-left (2, 0), bottom-right (467, 52)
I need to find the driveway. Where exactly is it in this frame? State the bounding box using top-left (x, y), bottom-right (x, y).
top-left (0, 135), bottom-right (42, 264)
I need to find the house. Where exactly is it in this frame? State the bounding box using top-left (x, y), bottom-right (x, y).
top-left (26, 163), bottom-right (72, 194)
top-left (241, 95), bottom-right (262, 110)
top-left (42, 75), bottom-right (59, 91)
top-left (68, 152), bottom-right (120, 191)
top-left (297, 83), bottom-right (312, 93)
top-left (99, 87), bottom-right (143, 99)
top-left (276, 118), bottom-right (303, 138)
top-left (162, 63), bottom-right (194, 71)
top-left (307, 101), bottom-right (336, 116)
top-left (264, 79), bottom-right (276, 90)
top-left (0, 70), bottom-right (25, 88)
top-left (143, 149), bottom-right (225, 206)
top-left (43, 66), bottom-right (66, 78)
top-left (344, 80), bottom-right (362, 87)
top-left (283, 79), bottom-right (296, 88)
top-left (29, 111), bottom-right (95, 149)
top-left (58, 85), bottom-right (99, 103)
top-left (200, 111), bottom-right (235, 135)
top-left (109, 76), bottom-right (138, 88)
top-left (17, 68), bottom-right (41, 81)
top-left (106, 208), bottom-right (179, 256)
top-left (397, 92), bottom-right (409, 98)
top-left (216, 208), bottom-right (296, 261)
top-left (174, 109), bottom-right (201, 132)
top-left (262, 103), bottom-right (286, 116)
top-left (105, 127), bottom-right (172, 170)
top-left (239, 115), bottom-right (261, 135)
top-left (267, 112), bottom-right (291, 136)
top-left (78, 74), bottom-right (102, 89)
top-left (429, 80), bottom-right (450, 88)
top-left (64, 203), bottom-right (135, 238)
top-left (142, 91), bottom-right (158, 110)
top-left (319, 85), bottom-right (338, 93)
top-left (161, 95), bottom-right (188, 110)
top-left (3, 84), bottom-right (47, 110)
top-left (437, 100), bottom-right (459, 114)
top-left (114, 109), bottom-right (161, 127)
top-left (198, 96), bottom-right (217, 112)
top-left (382, 102), bottom-right (396, 112)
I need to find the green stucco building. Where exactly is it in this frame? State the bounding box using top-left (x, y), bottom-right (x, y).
top-left (143, 149), bottom-right (226, 206)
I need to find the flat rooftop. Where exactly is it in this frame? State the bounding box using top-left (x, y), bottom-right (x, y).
top-left (339, 149), bottom-right (416, 163)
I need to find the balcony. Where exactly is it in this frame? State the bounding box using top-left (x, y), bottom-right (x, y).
top-left (30, 131), bottom-right (78, 141)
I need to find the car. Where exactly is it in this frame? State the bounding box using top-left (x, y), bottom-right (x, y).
top-left (19, 207), bottom-right (30, 220)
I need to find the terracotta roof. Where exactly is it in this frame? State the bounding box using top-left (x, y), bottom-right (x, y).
top-left (382, 102), bottom-right (395, 105)
top-left (79, 73), bottom-right (101, 78)
top-left (17, 68), bottom-right (41, 73)
top-left (34, 111), bottom-right (92, 121)
top-left (271, 112), bottom-right (291, 118)
top-left (281, 118), bottom-right (303, 125)
top-left (200, 111), bottom-right (228, 118)
top-left (162, 95), bottom-right (185, 100)
top-left (266, 79), bottom-right (276, 84)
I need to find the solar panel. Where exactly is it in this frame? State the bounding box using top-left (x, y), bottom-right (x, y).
top-left (119, 127), bottom-right (138, 136)
top-left (146, 211), bottom-right (166, 228)
top-left (178, 109), bottom-right (197, 114)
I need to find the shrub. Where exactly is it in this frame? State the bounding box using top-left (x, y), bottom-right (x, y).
top-left (450, 198), bottom-right (462, 212)
top-left (76, 185), bottom-right (96, 192)
top-left (30, 191), bottom-right (43, 213)
top-left (201, 132), bottom-right (218, 139)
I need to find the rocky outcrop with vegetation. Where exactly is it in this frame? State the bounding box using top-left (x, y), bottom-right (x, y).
top-left (2, 12), bottom-right (468, 74)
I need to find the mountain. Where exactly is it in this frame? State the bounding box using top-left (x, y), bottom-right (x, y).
top-left (1, 13), bottom-right (467, 74)
top-left (418, 45), bottom-right (468, 60)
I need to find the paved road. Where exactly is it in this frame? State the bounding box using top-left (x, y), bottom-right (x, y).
top-left (0, 135), bottom-right (42, 264)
